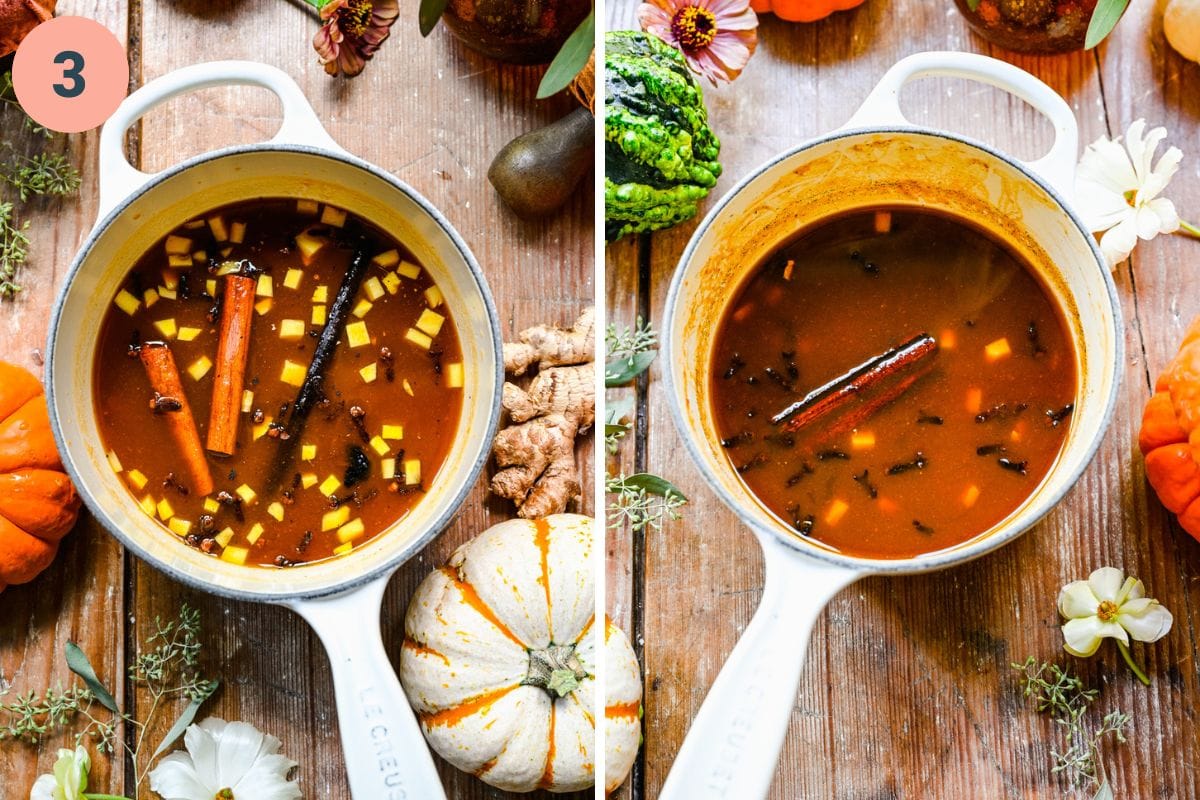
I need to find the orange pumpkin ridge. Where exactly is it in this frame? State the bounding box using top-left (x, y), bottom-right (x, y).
top-left (538, 703), bottom-right (557, 789)
top-left (534, 517), bottom-right (553, 640)
top-left (438, 565), bottom-right (528, 648)
top-left (419, 684), bottom-right (520, 728)
top-left (605, 701), bottom-right (641, 721)
top-left (400, 636), bottom-right (451, 667)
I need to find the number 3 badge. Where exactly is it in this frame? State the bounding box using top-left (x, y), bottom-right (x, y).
top-left (13, 16), bottom-right (128, 134)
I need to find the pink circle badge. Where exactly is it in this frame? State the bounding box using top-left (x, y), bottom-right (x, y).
top-left (12, 16), bottom-right (129, 134)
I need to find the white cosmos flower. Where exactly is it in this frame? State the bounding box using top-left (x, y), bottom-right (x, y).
top-left (1058, 567), bottom-right (1173, 658)
top-left (1075, 119), bottom-right (1182, 268)
top-left (29, 746), bottom-right (90, 800)
top-left (148, 718), bottom-right (301, 800)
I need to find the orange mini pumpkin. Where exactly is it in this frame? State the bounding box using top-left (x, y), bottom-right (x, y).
top-left (749, 0), bottom-right (866, 23)
top-left (0, 361), bottom-right (80, 592)
top-left (1139, 317), bottom-right (1200, 543)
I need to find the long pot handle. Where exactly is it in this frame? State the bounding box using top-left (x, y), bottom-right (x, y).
top-left (842, 51), bottom-right (1079, 199)
top-left (97, 60), bottom-right (340, 218)
top-left (286, 571), bottom-right (448, 800)
top-left (658, 537), bottom-right (861, 800)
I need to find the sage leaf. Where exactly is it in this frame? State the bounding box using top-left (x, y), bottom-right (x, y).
top-left (1092, 782), bottom-right (1114, 800)
top-left (151, 679), bottom-right (219, 762)
top-left (605, 422), bottom-right (630, 438)
top-left (619, 473), bottom-right (687, 500)
top-left (536, 9), bottom-right (595, 100)
top-left (65, 641), bottom-right (119, 714)
top-left (1084, 0), bottom-right (1129, 49)
top-left (418, 0), bottom-right (449, 37)
top-left (605, 351), bottom-right (656, 386)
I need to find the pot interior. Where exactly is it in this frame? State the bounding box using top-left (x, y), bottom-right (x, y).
top-left (49, 146), bottom-right (501, 600)
top-left (666, 129), bottom-right (1120, 573)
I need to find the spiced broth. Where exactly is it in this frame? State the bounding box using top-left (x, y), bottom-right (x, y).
top-left (94, 199), bottom-right (464, 567)
top-left (709, 208), bottom-right (1076, 559)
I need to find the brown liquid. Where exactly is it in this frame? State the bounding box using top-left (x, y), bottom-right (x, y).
top-left (94, 199), bottom-right (463, 567)
top-left (709, 209), bottom-right (1076, 559)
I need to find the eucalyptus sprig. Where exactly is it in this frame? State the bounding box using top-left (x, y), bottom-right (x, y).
top-left (607, 472), bottom-right (688, 532)
top-left (605, 317), bottom-right (658, 386)
top-left (964, 0), bottom-right (1129, 48)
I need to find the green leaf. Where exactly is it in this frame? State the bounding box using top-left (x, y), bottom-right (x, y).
top-left (1092, 782), bottom-right (1114, 800)
top-left (605, 351), bottom-right (656, 386)
top-left (418, 0), bottom-right (449, 37)
top-left (605, 423), bottom-right (630, 438)
top-left (966, 0), bottom-right (980, 9)
top-left (536, 9), bottom-right (595, 100)
top-left (1084, 0), bottom-right (1129, 49)
top-left (619, 473), bottom-right (687, 501)
top-left (150, 680), bottom-right (218, 762)
top-left (64, 642), bottom-right (119, 714)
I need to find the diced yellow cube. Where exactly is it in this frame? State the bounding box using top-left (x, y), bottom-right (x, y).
top-left (215, 527), bottom-right (235, 547)
top-left (850, 431), bottom-right (875, 450)
top-left (424, 285), bottom-right (444, 308)
top-left (157, 497), bottom-right (175, 521)
top-left (295, 230), bottom-right (328, 265)
top-left (162, 270), bottom-right (180, 290)
top-left (346, 321), bottom-right (370, 348)
top-left (404, 458), bottom-right (421, 486)
top-left (333, 542), bottom-right (353, 556)
top-left (255, 298), bottom-right (273, 316)
top-left (115, 289), bottom-right (141, 316)
top-left (267, 502), bottom-right (285, 522)
top-left (235, 484), bottom-right (257, 505)
top-left (397, 261), bottom-right (421, 279)
top-left (281, 360), bottom-right (306, 387)
top-left (164, 234), bottom-right (191, 254)
top-left (126, 468), bottom-right (147, 490)
top-left (370, 435), bottom-right (390, 456)
top-left (311, 305), bottom-right (327, 326)
top-left (363, 277), bottom-right (385, 301)
top-left (985, 337), bottom-right (1012, 362)
top-left (279, 319), bottom-right (306, 340)
top-left (320, 206), bottom-right (347, 227)
top-left (184, 219), bottom-right (205, 230)
top-left (301, 473), bottom-right (318, 489)
top-left (446, 362), bottom-right (464, 389)
top-left (962, 484), bottom-right (981, 508)
top-left (256, 274), bottom-right (274, 298)
top-left (359, 362), bottom-right (377, 383)
top-left (381, 458), bottom-right (395, 480)
top-left (415, 308), bottom-right (445, 338)
top-left (153, 318), bottom-right (177, 339)
top-left (168, 517), bottom-right (192, 537)
top-left (220, 246), bottom-right (233, 258)
top-left (337, 517), bottom-right (365, 543)
top-left (106, 450), bottom-right (123, 473)
top-left (167, 254), bottom-right (192, 269)
top-left (402, 379), bottom-right (414, 396)
top-left (352, 299), bottom-right (373, 319)
top-left (405, 328), bottom-right (432, 350)
top-left (187, 356), bottom-right (213, 381)
top-left (301, 444), bottom-right (317, 461)
top-left (372, 249), bottom-right (399, 268)
top-left (246, 523), bottom-right (264, 545)
top-left (297, 199), bottom-right (319, 215)
top-left (312, 285), bottom-right (329, 303)
top-left (381, 424), bottom-right (403, 440)
top-left (252, 415), bottom-right (273, 440)
top-left (206, 279), bottom-right (217, 296)
top-left (143, 288), bottom-right (160, 308)
top-left (177, 327), bottom-right (202, 342)
top-left (139, 494), bottom-right (156, 516)
top-left (220, 545), bottom-right (249, 565)
top-left (381, 272), bottom-right (401, 295)
top-left (241, 390), bottom-right (255, 413)
top-left (192, 250), bottom-right (207, 263)
top-left (824, 498), bottom-right (849, 526)
top-left (283, 269), bottom-right (304, 291)
top-left (203, 497), bottom-right (220, 514)
top-left (321, 505), bottom-right (350, 531)
top-left (207, 216), bottom-right (228, 241)
top-left (319, 475), bottom-right (341, 497)
top-left (157, 286), bottom-right (177, 301)
top-left (229, 221), bottom-right (246, 244)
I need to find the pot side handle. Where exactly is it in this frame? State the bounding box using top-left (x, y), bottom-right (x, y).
top-left (842, 51), bottom-right (1079, 199)
top-left (286, 572), bottom-right (448, 800)
top-left (658, 538), bottom-right (861, 800)
top-left (97, 60), bottom-right (341, 218)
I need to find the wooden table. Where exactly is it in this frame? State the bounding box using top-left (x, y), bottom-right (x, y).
top-left (0, 2), bottom-right (593, 798)
top-left (605, 1), bottom-right (1200, 798)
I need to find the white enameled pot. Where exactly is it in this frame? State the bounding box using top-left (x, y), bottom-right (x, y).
top-left (659, 52), bottom-right (1122, 799)
top-left (45, 62), bottom-right (504, 800)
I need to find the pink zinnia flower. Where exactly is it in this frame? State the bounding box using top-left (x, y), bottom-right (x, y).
top-left (313, 0), bottom-right (399, 77)
top-left (637, 0), bottom-right (758, 85)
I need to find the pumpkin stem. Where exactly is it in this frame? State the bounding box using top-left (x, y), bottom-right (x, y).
top-left (523, 643), bottom-right (588, 698)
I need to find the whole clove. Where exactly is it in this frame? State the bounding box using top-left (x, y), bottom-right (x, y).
top-left (852, 469), bottom-right (878, 499)
top-left (917, 411), bottom-right (944, 425)
top-left (721, 430), bottom-right (754, 449)
top-left (724, 353), bottom-right (746, 379)
top-left (887, 452), bottom-right (927, 475)
top-left (785, 462), bottom-right (814, 487)
top-left (348, 405), bottom-right (371, 444)
top-left (1046, 404), bottom-right (1074, 427)
top-left (912, 520), bottom-right (934, 534)
top-left (976, 443), bottom-right (1006, 456)
top-left (149, 392), bottom-right (183, 413)
top-left (998, 457), bottom-right (1028, 475)
top-left (817, 449), bottom-right (849, 461)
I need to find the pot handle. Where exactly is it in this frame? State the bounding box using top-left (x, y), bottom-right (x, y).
top-left (842, 51), bottom-right (1079, 199)
top-left (97, 61), bottom-right (340, 218)
top-left (658, 537), bottom-right (861, 800)
top-left (286, 571), bottom-right (448, 800)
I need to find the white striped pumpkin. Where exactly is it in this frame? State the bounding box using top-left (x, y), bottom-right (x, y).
top-left (401, 514), bottom-right (640, 793)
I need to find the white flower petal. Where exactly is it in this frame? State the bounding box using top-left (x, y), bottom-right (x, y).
top-left (1079, 135), bottom-right (1139, 191)
top-left (1073, 183), bottom-right (1131, 233)
top-left (148, 753), bottom-right (217, 800)
top-left (1063, 616), bottom-right (1127, 656)
top-left (1149, 145), bottom-right (1183, 196)
top-left (1120, 600), bottom-right (1173, 643)
top-left (1057, 580), bottom-right (1100, 619)
top-left (213, 720), bottom-right (276, 789)
top-left (1145, 196), bottom-right (1181, 233)
top-left (232, 756), bottom-right (302, 800)
top-left (1099, 217), bottom-right (1138, 267)
top-left (29, 774), bottom-right (57, 800)
top-left (1087, 567), bottom-right (1127, 601)
top-left (183, 719), bottom-right (223, 787)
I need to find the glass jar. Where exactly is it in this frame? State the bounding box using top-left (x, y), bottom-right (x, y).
top-left (953, 0), bottom-right (1122, 54)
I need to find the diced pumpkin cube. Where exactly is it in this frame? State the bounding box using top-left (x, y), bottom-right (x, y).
top-left (319, 475), bottom-right (341, 497)
top-left (283, 268), bottom-right (303, 290)
top-left (167, 254), bottom-right (192, 269)
top-left (381, 424), bottom-right (403, 440)
top-left (106, 450), bottom-right (124, 473)
top-left (320, 205), bottom-right (347, 227)
top-left (162, 270), bottom-right (180, 290)
top-left (153, 318), bottom-right (178, 339)
top-left (164, 234), bottom-right (191, 254)
top-left (126, 469), bottom-right (147, 490)
top-left (207, 216), bottom-right (228, 241)
top-left (183, 219), bottom-right (205, 230)
top-left (241, 390), bottom-right (254, 414)
top-left (301, 473), bottom-right (318, 489)
top-left (962, 484), bottom-right (981, 508)
top-left (381, 272), bottom-right (401, 295)
top-left (302, 444), bottom-right (317, 461)
top-left (235, 484), bottom-right (257, 505)
top-left (281, 360), bottom-right (306, 387)
top-left (333, 542), bottom-right (353, 556)
top-left (157, 286), bottom-right (177, 301)
top-left (372, 249), bottom-right (399, 268)
top-left (254, 298), bottom-right (273, 316)
top-left (402, 379), bottom-right (415, 396)
top-left (206, 279), bottom-right (217, 296)
top-left (157, 497), bottom-right (175, 521)
top-left (424, 285), bottom-right (444, 308)
top-left (370, 435), bottom-right (390, 456)
top-left (139, 494), bottom-right (157, 516)
top-left (352, 299), bottom-right (373, 319)
top-left (267, 502), bottom-right (285, 522)
top-left (312, 285), bottom-right (329, 303)
top-left (984, 337), bottom-right (1011, 362)
top-left (337, 518), bottom-right (365, 543)
top-left (966, 387), bottom-right (983, 415)
top-left (874, 210), bottom-right (893, 234)
top-left (216, 261), bottom-right (241, 276)
top-left (397, 261), bottom-right (420, 279)
top-left (279, 319), bottom-right (306, 340)
top-left (405, 328), bottom-right (432, 350)
top-left (252, 415), bottom-right (273, 440)
top-left (311, 304), bottom-right (327, 325)
top-left (168, 517), bottom-right (192, 537)
top-left (115, 289), bottom-right (141, 316)
top-left (824, 498), bottom-right (849, 526)
top-left (446, 363), bottom-right (463, 389)
top-left (850, 431), bottom-right (875, 450)
top-left (229, 221), bottom-right (246, 244)
top-left (246, 523), bottom-right (264, 545)
top-left (877, 497), bottom-right (899, 514)
top-left (187, 356), bottom-right (213, 381)
top-left (203, 497), bottom-right (221, 514)
top-left (321, 505), bottom-right (350, 531)
top-left (359, 362), bottom-right (377, 383)
top-left (404, 458), bottom-right (421, 486)
top-left (177, 327), bottom-right (202, 342)
top-left (214, 528), bottom-right (235, 547)
top-left (346, 321), bottom-right (370, 348)
top-left (940, 329), bottom-right (957, 350)
top-left (256, 274), bottom-right (274, 297)
top-left (192, 250), bottom-right (207, 263)
top-left (295, 230), bottom-right (329, 265)
top-left (220, 247), bottom-right (233, 258)
top-left (297, 199), bottom-right (319, 215)
top-left (144, 288), bottom-right (160, 308)
top-left (220, 546), bottom-right (249, 565)
top-left (381, 458), bottom-right (395, 479)
top-left (415, 308), bottom-right (445, 337)
top-left (363, 277), bottom-right (385, 301)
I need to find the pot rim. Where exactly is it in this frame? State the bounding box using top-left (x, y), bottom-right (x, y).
top-left (45, 141), bottom-right (504, 602)
top-left (662, 124), bottom-right (1124, 576)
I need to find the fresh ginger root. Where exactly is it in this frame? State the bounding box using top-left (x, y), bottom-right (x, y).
top-left (491, 307), bottom-right (594, 518)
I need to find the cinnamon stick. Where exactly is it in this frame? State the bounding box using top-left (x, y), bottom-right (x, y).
top-left (206, 273), bottom-right (256, 456)
top-left (139, 342), bottom-right (214, 496)
top-left (772, 334), bottom-right (938, 433)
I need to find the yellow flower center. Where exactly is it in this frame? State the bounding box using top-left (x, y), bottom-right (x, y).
top-left (1097, 599), bottom-right (1120, 622)
top-left (671, 6), bottom-right (718, 53)
top-left (215, 789), bottom-right (234, 800)
top-left (1123, 188), bottom-right (1138, 207)
top-left (339, 0), bottom-right (373, 37)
